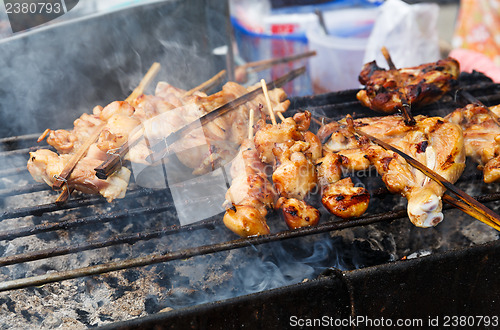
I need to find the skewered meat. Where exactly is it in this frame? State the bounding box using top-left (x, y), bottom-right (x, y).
top-left (315, 150), bottom-right (371, 219)
top-left (132, 81), bottom-right (290, 175)
top-left (253, 111), bottom-right (321, 229)
top-left (27, 149), bottom-right (131, 202)
top-left (321, 177), bottom-right (369, 219)
top-left (272, 142), bottom-right (317, 200)
top-left (223, 139), bottom-right (277, 237)
top-left (29, 101), bottom-right (137, 201)
top-left (275, 197), bottom-right (320, 229)
top-left (223, 205), bottom-right (271, 237)
top-left (254, 112), bottom-right (320, 199)
top-left (29, 80), bottom-right (290, 201)
top-left (321, 115), bottom-right (466, 227)
top-left (445, 103), bottom-right (500, 183)
top-left (357, 57), bottom-right (460, 114)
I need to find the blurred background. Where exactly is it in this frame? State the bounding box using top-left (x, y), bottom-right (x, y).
top-left (0, 0), bottom-right (478, 96)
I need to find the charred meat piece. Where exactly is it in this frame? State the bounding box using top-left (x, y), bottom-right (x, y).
top-left (275, 197), bottom-right (320, 230)
top-left (321, 177), bottom-right (370, 219)
top-left (223, 205), bottom-right (271, 237)
top-left (357, 57), bottom-right (460, 114)
top-left (223, 139), bottom-right (277, 237)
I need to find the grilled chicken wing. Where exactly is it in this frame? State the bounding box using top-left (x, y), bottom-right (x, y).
top-left (445, 103), bottom-right (500, 183)
top-left (321, 115), bottom-right (465, 227)
top-left (357, 57), bottom-right (460, 114)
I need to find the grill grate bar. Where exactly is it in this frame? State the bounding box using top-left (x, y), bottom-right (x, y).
top-left (1, 191), bottom-right (499, 292)
top-left (0, 187), bottom-right (164, 220)
top-left (0, 208), bottom-right (407, 292)
top-left (0, 167), bottom-right (29, 177)
top-left (0, 146), bottom-right (48, 157)
top-left (0, 200), bottom-right (175, 241)
top-left (0, 217), bottom-right (216, 267)
top-left (0, 183), bottom-right (48, 198)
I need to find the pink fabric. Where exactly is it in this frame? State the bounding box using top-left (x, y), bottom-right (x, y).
top-left (450, 48), bottom-right (500, 83)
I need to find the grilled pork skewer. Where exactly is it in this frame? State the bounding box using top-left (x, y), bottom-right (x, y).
top-left (28, 73), bottom-right (290, 202)
top-left (223, 109), bottom-right (277, 237)
top-left (253, 86), bottom-right (321, 229)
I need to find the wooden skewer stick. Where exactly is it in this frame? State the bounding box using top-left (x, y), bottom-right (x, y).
top-left (260, 79), bottom-right (277, 125)
top-left (381, 46), bottom-right (397, 71)
top-left (248, 108), bottom-right (255, 140)
top-left (442, 194), bottom-right (500, 231)
top-left (380, 47), bottom-right (415, 126)
top-left (235, 51), bottom-right (315, 83)
top-left (52, 123), bottom-right (106, 191)
top-left (53, 63), bottom-right (161, 201)
top-left (459, 90), bottom-right (500, 128)
top-left (183, 69), bottom-right (227, 97)
top-left (277, 112), bottom-right (286, 122)
top-left (237, 51), bottom-right (316, 73)
top-left (346, 115), bottom-right (500, 231)
top-left (125, 62), bottom-right (161, 105)
top-left (55, 186), bottom-right (74, 205)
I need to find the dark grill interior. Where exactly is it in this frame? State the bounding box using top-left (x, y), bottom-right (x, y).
top-left (1, 70), bottom-right (499, 327)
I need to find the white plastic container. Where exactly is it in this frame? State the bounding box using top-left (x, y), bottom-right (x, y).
top-left (306, 7), bottom-right (379, 93)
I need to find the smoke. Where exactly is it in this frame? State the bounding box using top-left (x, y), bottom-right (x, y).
top-left (160, 232), bottom-right (348, 310)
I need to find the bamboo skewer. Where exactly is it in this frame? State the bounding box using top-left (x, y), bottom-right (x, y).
top-left (380, 46), bottom-right (416, 126)
top-left (52, 123), bottom-right (106, 191)
top-left (346, 116), bottom-right (500, 231)
top-left (442, 194), bottom-right (500, 230)
top-left (459, 89), bottom-right (500, 128)
top-left (183, 69), bottom-right (227, 97)
top-left (235, 51), bottom-right (316, 83)
top-left (125, 62), bottom-right (161, 105)
top-left (277, 112), bottom-right (286, 122)
top-left (260, 79), bottom-right (277, 125)
top-left (52, 63), bottom-right (161, 202)
top-left (144, 67), bottom-right (306, 164)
